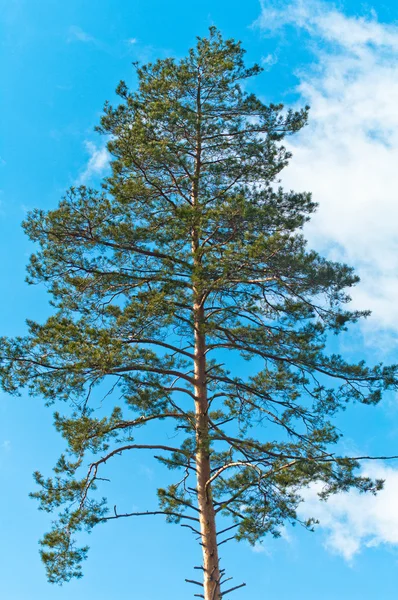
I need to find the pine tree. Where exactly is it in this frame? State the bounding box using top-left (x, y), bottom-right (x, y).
top-left (1, 28), bottom-right (397, 599)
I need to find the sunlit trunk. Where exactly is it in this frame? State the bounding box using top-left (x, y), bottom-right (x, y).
top-left (194, 300), bottom-right (221, 600)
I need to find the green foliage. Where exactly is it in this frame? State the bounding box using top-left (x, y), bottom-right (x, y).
top-left (1, 26), bottom-right (397, 584)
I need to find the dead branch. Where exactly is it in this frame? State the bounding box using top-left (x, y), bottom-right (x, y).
top-left (222, 583), bottom-right (246, 596)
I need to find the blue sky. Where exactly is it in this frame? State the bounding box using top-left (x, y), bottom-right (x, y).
top-left (2, 0), bottom-right (398, 598)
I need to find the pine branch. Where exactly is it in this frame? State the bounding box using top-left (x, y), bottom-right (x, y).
top-left (102, 508), bottom-right (199, 523)
top-left (123, 338), bottom-right (195, 359)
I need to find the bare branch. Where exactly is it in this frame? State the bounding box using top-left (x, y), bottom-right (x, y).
top-left (185, 579), bottom-right (204, 587)
top-left (222, 583), bottom-right (246, 596)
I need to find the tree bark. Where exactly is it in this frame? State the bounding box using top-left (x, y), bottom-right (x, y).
top-left (194, 300), bottom-right (221, 600)
top-left (191, 66), bottom-right (221, 600)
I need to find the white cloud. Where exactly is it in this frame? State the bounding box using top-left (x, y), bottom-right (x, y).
top-left (256, 1), bottom-right (398, 338)
top-left (78, 141), bottom-right (110, 184)
top-left (256, 0), bottom-right (398, 48)
top-left (298, 462), bottom-right (398, 560)
top-left (67, 26), bottom-right (96, 44)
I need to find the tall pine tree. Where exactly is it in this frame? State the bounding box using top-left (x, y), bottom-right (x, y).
top-left (1, 28), bottom-right (397, 599)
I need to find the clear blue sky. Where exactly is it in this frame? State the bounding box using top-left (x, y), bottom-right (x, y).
top-left (2, 1), bottom-right (398, 598)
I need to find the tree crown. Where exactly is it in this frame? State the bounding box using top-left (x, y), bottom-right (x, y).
top-left (1, 27), bottom-right (397, 588)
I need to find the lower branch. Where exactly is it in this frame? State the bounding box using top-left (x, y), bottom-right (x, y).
top-left (101, 508), bottom-right (200, 523)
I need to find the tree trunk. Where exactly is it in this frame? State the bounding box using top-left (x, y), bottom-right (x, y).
top-left (191, 68), bottom-right (220, 600)
top-left (194, 301), bottom-right (221, 600)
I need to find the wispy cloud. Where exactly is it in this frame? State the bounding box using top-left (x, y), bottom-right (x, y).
top-left (67, 25), bottom-right (96, 44)
top-left (250, 525), bottom-right (292, 555)
top-left (139, 464), bottom-right (154, 480)
top-left (256, 1), bottom-right (398, 340)
top-left (261, 53), bottom-right (278, 69)
top-left (77, 141), bottom-right (110, 184)
top-left (298, 462), bottom-right (398, 561)
top-left (1, 440), bottom-right (11, 452)
top-left (251, 542), bottom-right (271, 554)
